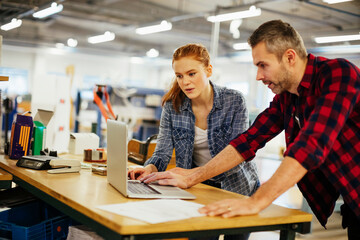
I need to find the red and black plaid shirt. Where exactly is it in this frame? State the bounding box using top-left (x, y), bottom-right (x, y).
top-left (230, 54), bottom-right (360, 227)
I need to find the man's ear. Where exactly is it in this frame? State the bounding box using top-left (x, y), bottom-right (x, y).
top-left (284, 49), bottom-right (296, 66)
top-left (207, 64), bottom-right (213, 77)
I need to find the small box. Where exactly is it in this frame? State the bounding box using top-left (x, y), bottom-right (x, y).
top-left (69, 133), bottom-right (99, 155)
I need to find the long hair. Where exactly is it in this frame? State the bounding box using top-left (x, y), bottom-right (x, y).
top-left (162, 43), bottom-right (210, 112)
top-left (248, 20), bottom-right (307, 62)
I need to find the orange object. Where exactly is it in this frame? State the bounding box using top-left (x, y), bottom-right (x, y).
top-left (93, 85), bottom-right (116, 122)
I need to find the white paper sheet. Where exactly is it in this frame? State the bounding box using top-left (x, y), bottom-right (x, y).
top-left (0, 207), bottom-right (10, 212)
top-left (97, 199), bottom-right (205, 224)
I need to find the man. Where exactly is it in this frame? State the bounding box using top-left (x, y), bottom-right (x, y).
top-left (141, 20), bottom-right (360, 239)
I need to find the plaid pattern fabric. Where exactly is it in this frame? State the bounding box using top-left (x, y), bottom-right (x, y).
top-left (145, 82), bottom-right (259, 196)
top-left (230, 54), bottom-right (360, 226)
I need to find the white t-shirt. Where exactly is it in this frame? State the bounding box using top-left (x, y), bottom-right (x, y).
top-left (193, 126), bottom-right (212, 167)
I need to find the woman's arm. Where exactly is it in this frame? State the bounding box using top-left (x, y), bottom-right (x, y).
top-left (144, 102), bottom-right (175, 171)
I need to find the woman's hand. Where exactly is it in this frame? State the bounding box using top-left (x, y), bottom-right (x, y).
top-left (128, 164), bottom-right (157, 180)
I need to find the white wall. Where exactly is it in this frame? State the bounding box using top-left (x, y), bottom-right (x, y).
top-left (1, 45), bottom-right (167, 95)
top-left (1, 44), bottom-right (359, 157)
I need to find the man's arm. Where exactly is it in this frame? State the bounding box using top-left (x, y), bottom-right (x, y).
top-left (199, 156), bottom-right (308, 217)
top-left (141, 145), bottom-right (245, 188)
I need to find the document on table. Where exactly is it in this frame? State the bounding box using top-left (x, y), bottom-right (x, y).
top-left (97, 199), bottom-right (205, 224)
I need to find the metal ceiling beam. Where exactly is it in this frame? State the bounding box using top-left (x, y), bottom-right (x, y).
top-left (303, 0), bottom-right (360, 18)
top-left (260, 7), bottom-right (344, 30)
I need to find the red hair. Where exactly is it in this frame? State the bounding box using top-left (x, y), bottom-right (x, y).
top-left (162, 43), bottom-right (210, 112)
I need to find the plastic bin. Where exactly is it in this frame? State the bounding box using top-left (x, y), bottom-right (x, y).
top-left (0, 200), bottom-right (70, 240)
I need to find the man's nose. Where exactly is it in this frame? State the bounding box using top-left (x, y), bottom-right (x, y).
top-left (256, 70), bottom-right (264, 81)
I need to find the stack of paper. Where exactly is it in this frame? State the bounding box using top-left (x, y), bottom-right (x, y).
top-left (98, 199), bottom-right (205, 224)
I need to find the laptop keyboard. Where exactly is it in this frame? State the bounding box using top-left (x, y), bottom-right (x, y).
top-left (128, 181), bottom-right (161, 195)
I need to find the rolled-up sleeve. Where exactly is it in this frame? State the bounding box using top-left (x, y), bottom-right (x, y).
top-left (230, 94), bottom-right (284, 161)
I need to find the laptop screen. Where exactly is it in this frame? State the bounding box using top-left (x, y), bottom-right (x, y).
top-left (107, 120), bottom-right (129, 196)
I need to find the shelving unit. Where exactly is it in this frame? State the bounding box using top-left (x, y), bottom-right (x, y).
top-left (74, 85), bottom-right (165, 145)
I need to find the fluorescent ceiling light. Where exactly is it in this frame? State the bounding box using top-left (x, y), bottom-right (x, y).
top-left (207, 5), bottom-right (261, 22)
top-left (322, 0), bottom-right (353, 4)
top-left (33, 2), bottom-right (63, 19)
top-left (146, 48), bottom-right (159, 58)
top-left (88, 31), bottom-right (115, 44)
top-left (131, 57), bottom-right (144, 64)
top-left (1, 18), bottom-right (22, 31)
top-left (136, 20), bottom-right (172, 35)
top-left (67, 38), bottom-right (78, 47)
top-left (55, 43), bottom-right (65, 49)
top-left (233, 42), bottom-right (251, 50)
top-left (230, 19), bottom-right (242, 39)
top-left (314, 33), bottom-right (360, 43)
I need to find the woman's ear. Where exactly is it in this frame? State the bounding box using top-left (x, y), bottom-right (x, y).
top-left (206, 64), bottom-right (213, 77)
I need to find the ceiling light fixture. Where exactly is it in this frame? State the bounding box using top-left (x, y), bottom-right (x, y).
top-left (322, 0), bottom-right (353, 4)
top-left (67, 38), bottom-right (78, 47)
top-left (0, 18), bottom-right (22, 31)
top-left (230, 19), bottom-right (242, 39)
top-left (131, 57), bottom-right (144, 64)
top-left (314, 33), bottom-right (360, 43)
top-left (233, 42), bottom-right (251, 50)
top-left (55, 43), bottom-right (65, 49)
top-left (207, 5), bottom-right (261, 23)
top-left (146, 48), bottom-right (159, 58)
top-left (88, 31), bottom-right (115, 44)
top-left (136, 20), bottom-right (172, 35)
top-left (33, 2), bottom-right (63, 19)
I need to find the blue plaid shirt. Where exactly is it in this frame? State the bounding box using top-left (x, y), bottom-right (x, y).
top-left (145, 83), bottom-right (259, 196)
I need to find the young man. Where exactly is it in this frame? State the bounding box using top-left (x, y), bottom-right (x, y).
top-left (141, 20), bottom-right (360, 239)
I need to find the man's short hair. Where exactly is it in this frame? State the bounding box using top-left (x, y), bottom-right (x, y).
top-left (248, 20), bottom-right (308, 61)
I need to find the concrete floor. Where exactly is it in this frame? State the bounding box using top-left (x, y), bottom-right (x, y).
top-left (248, 211), bottom-right (347, 240)
top-left (249, 157), bottom-right (347, 240)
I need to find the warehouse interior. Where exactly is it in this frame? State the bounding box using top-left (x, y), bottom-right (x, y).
top-left (0, 0), bottom-right (359, 239)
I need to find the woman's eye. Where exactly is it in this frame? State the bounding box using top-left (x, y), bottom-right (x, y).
top-left (189, 72), bottom-right (196, 77)
top-left (176, 75), bottom-right (182, 79)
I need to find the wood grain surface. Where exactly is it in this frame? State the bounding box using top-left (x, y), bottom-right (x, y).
top-left (0, 154), bottom-right (312, 236)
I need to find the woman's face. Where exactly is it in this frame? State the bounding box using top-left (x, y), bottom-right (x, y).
top-left (173, 56), bottom-right (212, 100)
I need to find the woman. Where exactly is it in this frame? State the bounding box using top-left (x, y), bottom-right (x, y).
top-left (129, 43), bottom-right (258, 239)
top-left (130, 43), bottom-right (258, 194)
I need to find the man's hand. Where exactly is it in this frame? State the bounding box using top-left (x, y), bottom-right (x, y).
top-left (199, 198), bottom-right (261, 218)
top-left (169, 167), bottom-right (199, 176)
top-left (128, 164), bottom-right (157, 180)
top-left (200, 156), bottom-right (308, 218)
top-left (140, 171), bottom-right (189, 189)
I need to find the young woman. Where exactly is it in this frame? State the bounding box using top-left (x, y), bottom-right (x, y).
top-left (129, 43), bottom-right (259, 195)
top-left (129, 41), bottom-right (259, 191)
top-left (129, 43), bottom-right (258, 240)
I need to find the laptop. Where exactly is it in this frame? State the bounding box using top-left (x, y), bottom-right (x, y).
top-left (106, 119), bottom-right (196, 199)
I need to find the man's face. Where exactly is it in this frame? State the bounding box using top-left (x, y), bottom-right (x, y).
top-left (252, 42), bottom-right (292, 95)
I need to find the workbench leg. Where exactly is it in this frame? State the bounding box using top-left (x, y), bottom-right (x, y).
top-left (279, 229), bottom-right (296, 240)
